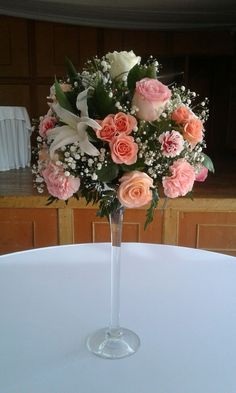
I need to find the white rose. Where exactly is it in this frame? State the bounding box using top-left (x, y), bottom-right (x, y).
top-left (106, 50), bottom-right (141, 80)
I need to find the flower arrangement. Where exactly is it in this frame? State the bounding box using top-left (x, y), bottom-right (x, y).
top-left (32, 50), bottom-right (214, 228)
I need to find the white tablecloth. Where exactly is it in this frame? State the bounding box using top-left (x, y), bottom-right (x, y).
top-left (0, 106), bottom-right (31, 171)
top-left (0, 243), bottom-right (235, 393)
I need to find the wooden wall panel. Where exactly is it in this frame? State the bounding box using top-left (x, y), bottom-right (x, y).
top-left (0, 16), bottom-right (29, 77)
top-left (35, 21), bottom-right (80, 77)
top-left (0, 85), bottom-right (31, 109)
top-left (123, 30), bottom-right (148, 55)
top-left (146, 31), bottom-right (171, 56)
top-left (79, 27), bottom-right (99, 67)
top-left (0, 208), bottom-right (59, 254)
top-left (178, 211), bottom-right (236, 256)
top-left (35, 85), bottom-right (53, 116)
top-left (73, 208), bottom-right (163, 244)
top-left (103, 29), bottom-right (124, 53)
top-left (173, 31), bottom-right (234, 55)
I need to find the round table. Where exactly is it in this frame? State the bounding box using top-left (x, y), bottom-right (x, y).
top-left (0, 243), bottom-right (235, 393)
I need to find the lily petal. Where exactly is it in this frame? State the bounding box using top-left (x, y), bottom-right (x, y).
top-left (52, 103), bottom-right (78, 129)
top-left (76, 89), bottom-right (90, 117)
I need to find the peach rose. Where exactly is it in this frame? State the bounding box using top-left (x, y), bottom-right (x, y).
top-left (113, 112), bottom-right (137, 135)
top-left (39, 115), bottom-right (57, 138)
top-left (162, 159), bottom-right (195, 198)
top-left (38, 145), bottom-right (50, 163)
top-left (42, 162), bottom-right (80, 200)
top-left (110, 134), bottom-right (138, 165)
top-left (118, 171), bottom-right (153, 208)
top-left (171, 105), bottom-right (192, 125)
top-left (195, 165), bottom-right (208, 182)
top-left (96, 115), bottom-right (116, 141)
top-left (132, 78), bottom-right (171, 121)
top-left (183, 118), bottom-right (203, 146)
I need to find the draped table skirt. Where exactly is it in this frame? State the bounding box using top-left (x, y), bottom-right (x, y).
top-left (0, 106), bottom-right (32, 171)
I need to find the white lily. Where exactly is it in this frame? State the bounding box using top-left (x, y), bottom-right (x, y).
top-left (47, 89), bottom-right (101, 158)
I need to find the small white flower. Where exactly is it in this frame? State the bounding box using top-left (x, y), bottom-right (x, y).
top-left (64, 171), bottom-right (70, 177)
top-left (88, 158), bottom-right (94, 167)
top-left (92, 173), bottom-right (98, 180)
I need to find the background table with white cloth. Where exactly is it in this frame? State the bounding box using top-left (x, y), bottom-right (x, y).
top-left (0, 106), bottom-right (31, 171)
top-left (0, 243), bottom-right (235, 393)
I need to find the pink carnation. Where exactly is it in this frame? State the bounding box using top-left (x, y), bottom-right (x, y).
top-left (159, 130), bottom-right (184, 158)
top-left (162, 159), bottom-right (195, 198)
top-left (42, 162), bottom-right (80, 200)
top-left (39, 116), bottom-right (57, 138)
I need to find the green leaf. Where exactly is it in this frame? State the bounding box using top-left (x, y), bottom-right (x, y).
top-left (54, 78), bottom-right (74, 112)
top-left (65, 57), bottom-right (79, 80)
top-left (121, 158), bottom-right (145, 172)
top-left (127, 64), bottom-right (157, 92)
top-left (96, 162), bottom-right (119, 182)
top-left (144, 187), bottom-right (159, 230)
top-left (202, 153), bottom-right (215, 173)
top-left (92, 82), bottom-right (116, 118)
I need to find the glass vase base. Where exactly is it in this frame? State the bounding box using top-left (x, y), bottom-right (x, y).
top-left (87, 327), bottom-right (140, 359)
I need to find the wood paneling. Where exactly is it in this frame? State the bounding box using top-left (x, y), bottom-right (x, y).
top-left (178, 211), bottom-right (236, 255)
top-left (73, 208), bottom-right (163, 244)
top-left (0, 84), bottom-right (31, 108)
top-left (0, 16), bottom-right (29, 77)
top-left (0, 208), bottom-right (59, 254)
top-left (35, 21), bottom-right (79, 77)
top-left (173, 31), bottom-right (234, 55)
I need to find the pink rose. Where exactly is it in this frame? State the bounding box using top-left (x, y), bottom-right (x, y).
top-left (96, 115), bottom-right (116, 141)
top-left (183, 118), bottom-right (203, 147)
top-left (113, 112), bottom-right (137, 135)
top-left (39, 116), bottom-right (57, 138)
top-left (132, 78), bottom-right (171, 121)
top-left (110, 134), bottom-right (138, 165)
top-left (42, 162), bottom-right (80, 200)
top-left (159, 130), bottom-right (184, 158)
top-left (171, 105), bottom-right (192, 125)
top-left (162, 159), bottom-right (195, 198)
top-left (195, 165), bottom-right (208, 182)
top-left (118, 171), bottom-right (153, 208)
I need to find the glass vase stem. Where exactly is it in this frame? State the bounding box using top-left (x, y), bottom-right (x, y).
top-left (86, 205), bottom-right (140, 359)
top-left (109, 207), bottom-right (124, 330)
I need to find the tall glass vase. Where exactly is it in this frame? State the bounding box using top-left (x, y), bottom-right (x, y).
top-left (87, 205), bottom-right (140, 359)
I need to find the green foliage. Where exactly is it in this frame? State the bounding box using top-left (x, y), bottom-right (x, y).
top-left (121, 158), bottom-right (145, 172)
top-left (54, 78), bottom-right (75, 113)
top-left (65, 57), bottom-right (79, 81)
top-left (202, 153), bottom-right (215, 173)
top-left (144, 188), bottom-right (159, 229)
top-left (127, 63), bottom-right (157, 92)
top-left (91, 82), bottom-right (116, 118)
top-left (96, 162), bottom-right (119, 182)
top-left (45, 195), bottom-right (58, 206)
top-left (96, 191), bottom-right (121, 220)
